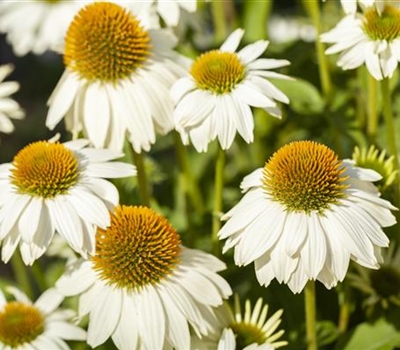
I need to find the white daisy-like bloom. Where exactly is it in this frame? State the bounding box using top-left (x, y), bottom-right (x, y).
top-left (152, 0), bottom-right (197, 26)
top-left (172, 28), bottom-right (291, 153)
top-left (0, 286), bottom-right (86, 349)
top-left (46, 2), bottom-right (188, 153)
top-left (321, 2), bottom-right (400, 80)
top-left (56, 205), bottom-right (232, 350)
top-left (193, 295), bottom-right (287, 350)
top-left (0, 138), bottom-right (136, 265)
top-left (218, 140), bottom-right (397, 294)
top-left (0, 1), bottom-right (87, 56)
top-left (0, 64), bottom-right (24, 137)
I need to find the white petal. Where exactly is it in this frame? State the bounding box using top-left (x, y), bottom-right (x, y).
top-left (138, 285), bottom-right (166, 350)
top-left (238, 40), bottom-right (269, 64)
top-left (88, 288), bottom-right (122, 348)
top-left (83, 83), bottom-right (110, 148)
top-left (46, 71), bottom-right (80, 130)
top-left (220, 28), bottom-right (244, 52)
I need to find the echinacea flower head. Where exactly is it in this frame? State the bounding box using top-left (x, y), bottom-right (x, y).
top-left (0, 64), bottom-right (24, 138)
top-left (348, 244), bottom-right (400, 313)
top-left (46, 2), bottom-right (187, 153)
top-left (172, 28), bottom-right (291, 152)
top-left (352, 145), bottom-right (398, 193)
top-left (321, 2), bottom-right (400, 80)
top-left (0, 286), bottom-right (86, 349)
top-left (56, 205), bottom-right (232, 350)
top-left (219, 140), bottom-right (397, 294)
top-left (0, 0), bottom-right (87, 56)
top-left (0, 138), bottom-right (135, 265)
top-left (193, 294), bottom-right (287, 350)
top-left (152, 0), bottom-right (197, 26)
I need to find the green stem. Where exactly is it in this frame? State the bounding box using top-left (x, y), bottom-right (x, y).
top-left (132, 150), bottom-right (151, 207)
top-left (305, 280), bottom-right (318, 350)
top-left (381, 78), bottom-right (400, 219)
top-left (367, 73), bottom-right (378, 142)
top-left (338, 287), bottom-right (351, 334)
top-left (11, 252), bottom-right (32, 298)
top-left (243, 1), bottom-right (272, 41)
top-left (174, 133), bottom-right (204, 216)
top-left (212, 146), bottom-right (226, 256)
top-left (211, 0), bottom-right (228, 44)
top-left (302, 0), bottom-right (332, 99)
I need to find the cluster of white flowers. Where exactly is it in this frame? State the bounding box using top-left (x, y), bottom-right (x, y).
top-left (0, 0), bottom-right (398, 349)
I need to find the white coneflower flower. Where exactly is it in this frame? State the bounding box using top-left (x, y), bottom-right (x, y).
top-left (0, 1), bottom-right (87, 56)
top-left (0, 64), bottom-right (24, 137)
top-left (219, 140), bottom-right (397, 294)
top-left (321, 2), bottom-right (400, 80)
top-left (0, 138), bottom-right (135, 265)
top-left (193, 295), bottom-right (287, 350)
top-left (57, 205), bottom-right (232, 350)
top-left (172, 28), bottom-right (291, 152)
top-left (46, 2), bottom-right (188, 153)
top-left (0, 286), bottom-right (86, 349)
top-left (153, 0), bottom-right (197, 26)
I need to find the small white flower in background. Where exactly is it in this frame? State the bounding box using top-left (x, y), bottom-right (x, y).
top-left (268, 16), bottom-right (317, 44)
top-left (0, 64), bottom-right (24, 137)
top-left (57, 205), bottom-right (232, 350)
top-left (0, 1), bottom-right (88, 56)
top-left (46, 2), bottom-right (188, 153)
top-left (172, 28), bottom-right (291, 153)
top-left (0, 138), bottom-right (135, 265)
top-left (321, 2), bottom-right (400, 80)
top-left (152, 0), bottom-right (197, 26)
top-left (193, 294), bottom-right (287, 350)
top-left (0, 286), bottom-right (86, 349)
top-left (218, 140), bottom-right (397, 294)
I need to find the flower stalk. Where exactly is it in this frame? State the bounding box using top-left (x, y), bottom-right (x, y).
top-left (212, 145), bottom-right (226, 256)
top-left (305, 280), bottom-right (318, 350)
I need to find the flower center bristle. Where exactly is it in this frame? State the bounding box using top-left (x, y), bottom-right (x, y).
top-left (190, 50), bottom-right (245, 94)
top-left (370, 266), bottom-right (400, 298)
top-left (230, 322), bottom-right (267, 349)
top-left (92, 206), bottom-right (181, 290)
top-left (64, 2), bottom-right (151, 82)
top-left (11, 141), bottom-right (79, 198)
top-left (262, 141), bottom-right (348, 213)
top-left (0, 302), bottom-right (44, 347)
top-left (363, 5), bottom-right (400, 41)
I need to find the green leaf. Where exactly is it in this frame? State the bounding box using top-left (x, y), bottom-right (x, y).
top-left (335, 318), bottom-right (400, 350)
top-left (269, 77), bottom-right (325, 115)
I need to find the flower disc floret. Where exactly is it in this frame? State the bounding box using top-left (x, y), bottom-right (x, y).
top-left (0, 302), bottom-right (44, 347)
top-left (10, 141), bottom-right (79, 198)
top-left (190, 50), bottom-right (246, 94)
top-left (262, 140), bottom-right (348, 213)
top-left (92, 206), bottom-right (182, 290)
top-left (363, 5), bottom-right (400, 41)
top-left (64, 2), bottom-right (151, 82)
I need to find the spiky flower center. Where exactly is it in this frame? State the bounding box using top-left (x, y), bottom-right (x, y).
top-left (363, 5), bottom-right (400, 41)
top-left (262, 141), bottom-right (348, 213)
top-left (92, 206), bottom-right (181, 290)
top-left (0, 302), bottom-right (44, 347)
top-left (11, 141), bottom-right (79, 198)
top-left (64, 2), bottom-right (151, 82)
top-left (190, 50), bottom-right (246, 94)
top-left (370, 266), bottom-right (400, 298)
top-left (230, 323), bottom-right (267, 349)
